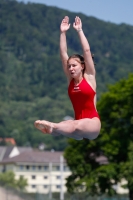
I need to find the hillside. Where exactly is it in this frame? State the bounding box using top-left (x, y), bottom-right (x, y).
top-left (0, 0), bottom-right (133, 150)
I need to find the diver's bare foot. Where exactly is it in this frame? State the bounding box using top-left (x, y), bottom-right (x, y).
top-left (34, 120), bottom-right (54, 134)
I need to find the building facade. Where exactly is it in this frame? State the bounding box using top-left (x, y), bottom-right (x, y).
top-left (0, 146), bottom-right (129, 195)
top-left (0, 147), bottom-right (71, 194)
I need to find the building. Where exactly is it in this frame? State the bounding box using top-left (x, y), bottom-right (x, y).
top-left (0, 146), bottom-right (70, 194)
top-left (0, 146), bottom-right (129, 195)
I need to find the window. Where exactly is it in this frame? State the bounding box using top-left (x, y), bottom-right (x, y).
top-left (56, 176), bottom-right (60, 179)
top-left (32, 166), bottom-right (36, 170)
top-left (38, 166), bottom-right (42, 170)
top-left (44, 185), bottom-right (48, 188)
top-left (56, 185), bottom-right (61, 188)
top-left (32, 185), bottom-right (36, 188)
top-left (32, 175), bottom-right (36, 179)
top-left (64, 166), bottom-right (70, 171)
top-left (52, 166), bottom-right (60, 171)
top-left (44, 166), bottom-right (48, 171)
top-left (26, 165), bottom-right (30, 170)
top-left (3, 165), bottom-right (6, 172)
top-left (44, 176), bottom-right (48, 179)
top-left (19, 165), bottom-right (24, 170)
top-left (56, 166), bottom-right (60, 171)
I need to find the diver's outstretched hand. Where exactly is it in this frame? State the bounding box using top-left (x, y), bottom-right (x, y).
top-left (60, 16), bottom-right (70, 33)
top-left (73, 16), bottom-right (82, 31)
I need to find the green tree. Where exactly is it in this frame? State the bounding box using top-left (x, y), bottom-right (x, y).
top-left (0, 171), bottom-right (27, 191)
top-left (97, 73), bottom-right (133, 199)
top-left (64, 139), bottom-right (102, 195)
top-left (64, 74), bottom-right (133, 199)
top-left (16, 175), bottom-right (28, 191)
top-left (120, 142), bottom-right (133, 200)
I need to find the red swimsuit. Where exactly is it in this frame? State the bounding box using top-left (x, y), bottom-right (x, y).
top-left (68, 78), bottom-right (100, 120)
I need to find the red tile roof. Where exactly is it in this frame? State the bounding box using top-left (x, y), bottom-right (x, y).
top-left (0, 138), bottom-right (16, 145)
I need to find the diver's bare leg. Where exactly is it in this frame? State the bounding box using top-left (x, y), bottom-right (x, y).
top-left (34, 118), bottom-right (101, 140)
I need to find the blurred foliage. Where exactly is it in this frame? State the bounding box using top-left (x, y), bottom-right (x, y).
top-left (0, 0), bottom-right (133, 150)
top-left (64, 74), bottom-right (133, 198)
top-left (0, 171), bottom-right (27, 190)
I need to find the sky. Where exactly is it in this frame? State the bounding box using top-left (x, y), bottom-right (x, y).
top-left (18, 0), bottom-right (133, 26)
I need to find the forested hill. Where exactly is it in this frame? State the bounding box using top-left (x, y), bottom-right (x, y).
top-left (0, 0), bottom-right (133, 150)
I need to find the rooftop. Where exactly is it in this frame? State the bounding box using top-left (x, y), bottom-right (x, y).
top-left (0, 150), bottom-right (65, 164)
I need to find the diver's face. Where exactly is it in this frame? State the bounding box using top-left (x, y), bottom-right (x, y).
top-left (67, 58), bottom-right (84, 78)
